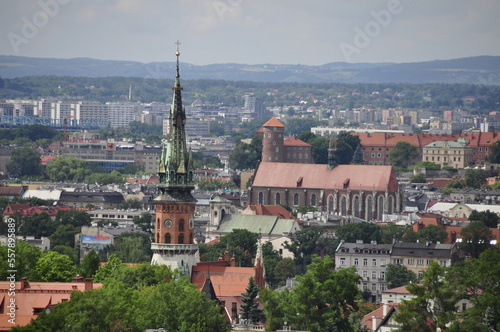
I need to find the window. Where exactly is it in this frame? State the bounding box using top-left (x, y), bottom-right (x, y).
top-left (311, 194), bottom-right (317, 206)
top-left (408, 259), bottom-right (414, 265)
top-left (439, 260), bottom-right (448, 267)
top-left (258, 192), bottom-right (264, 204)
top-left (340, 258), bottom-right (346, 265)
top-left (178, 233), bottom-right (184, 244)
top-left (380, 271), bottom-right (385, 280)
top-left (418, 271), bottom-right (423, 278)
top-left (275, 192), bottom-right (281, 205)
top-left (393, 258), bottom-right (402, 265)
top-left (165, 233), bottom-right (171, 244)
top-left (372, 283), bottom-right (377, 291)
top-left (417, 259), bottom-right (424, 265)
top-left (363, 271), bottom-right (368, 279)
top-left (426, 259), bottom-right (431, 265)
top-left (380, 259), bottom-right (386, 267)
top-left (179, 219), bottom-right (185, 231)
top-left (372, 258), bottom-right (377, 266)
top-left (354, 258), bottom-right (359, 266)
top-left (293, 193), bottom-right (299, 206)
top-left (363, 258), bottom-right (368, 266)
top-left (380, 283), bottom-right (387, 291)
top-left (372, 271), bottom-right (377, 279)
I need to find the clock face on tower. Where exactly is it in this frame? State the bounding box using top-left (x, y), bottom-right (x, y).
top-left (164, 219), bottom-right (173, 228)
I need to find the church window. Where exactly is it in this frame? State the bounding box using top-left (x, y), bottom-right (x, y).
top-left (179, 219), bottom-right (185, 231)
top-left (366, 196), bottom-right (373, 221)
top-left (377, 196), bottom-right (384, 220)
top-left (328, 195), bottom-right (334, 213)
top-left (178, 233), bottom-right (184, 244)
top-left (258, 192), bottom-right (264, 204)
top-left (388, 196), bottom-right (394, 214)
top-left (165, 233), bottom-right (171, 244)
top-left (311, 194), bottom-right (316, 206)
top-left (293, 193), bottom-right (299, 206)
top-left (340, 196), bottom-right (347, 215)
top-left (275, 192), bottom-right (281, 205)
top-left (353, 195), bottom-right (360, 218)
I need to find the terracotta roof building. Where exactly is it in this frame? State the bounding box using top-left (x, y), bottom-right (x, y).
top-left (249, 163), bottom-right (401, 221)
top-left (259, 117), bottom-right (313, 164)
top-left (353, 132), bottom-right (500, 166)
top-left (0, 277), bottom-right (101, 331)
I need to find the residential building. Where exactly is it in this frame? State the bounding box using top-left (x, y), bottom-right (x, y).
top-left (335, 242), bottom-right (392, 302)
top-left (422, 137), bottom-right (473, 168)
top-left (390, 242), bottom-right (458, 278)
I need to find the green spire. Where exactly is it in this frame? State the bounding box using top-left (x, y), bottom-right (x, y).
top-left (157, 41), bottom-right (194, 191)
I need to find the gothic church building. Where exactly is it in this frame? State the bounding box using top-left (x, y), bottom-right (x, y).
top-left (249, 118), bottom-right (402, 221)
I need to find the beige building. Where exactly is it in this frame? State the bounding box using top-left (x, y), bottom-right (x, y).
top-left (335, 242), bottom-right (392, 302)
top-left (390, 242), bottom-right (457, 278)
top-left (422, 137), bottom-right (473, 169)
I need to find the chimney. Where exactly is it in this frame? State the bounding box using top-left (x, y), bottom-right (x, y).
top-left (383, 303), bottom-right (389, 317)
top-left (230, 256), bottom-right (236, 267)
top-left (20, 277), bottom-right (29, 291)
top-left (72, 275), bottom-right (84, 283)
top-left (224, 251), bottom-right (230, 263)
top-left (372, 315), bottom-right (377, 331)
top-left (84, 278), bottom-right (94, 290)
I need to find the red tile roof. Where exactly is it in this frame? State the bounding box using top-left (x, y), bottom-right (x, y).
top-left (191, 265), bottom-right (256, 298)
top-left (0, 187), bottom-right (24, 197)
top-left (0, 279), bottom-right (102, 331)
top-left (361, 303), bottom-right (398, 332)
top-left (249, 204), bottom-right (295, 219)
top-left (253, 163), bottom-right (399, 192)
top-left (262, 117), bottom-right (285, 128)
top-left (283, 136), bottom-right (311, 147)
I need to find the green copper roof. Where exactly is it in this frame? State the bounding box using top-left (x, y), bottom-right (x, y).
top-left (157, 44), bottom-right (195, 192)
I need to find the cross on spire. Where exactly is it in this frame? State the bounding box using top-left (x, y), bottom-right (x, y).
top-left (175, 40), bottom-right (181, 55)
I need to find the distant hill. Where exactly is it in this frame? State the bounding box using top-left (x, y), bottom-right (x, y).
top-left (0, 55), bottom-right (499, 84)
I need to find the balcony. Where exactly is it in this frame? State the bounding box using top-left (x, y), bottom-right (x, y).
top-left (151, 243), bottom-right (199, 255)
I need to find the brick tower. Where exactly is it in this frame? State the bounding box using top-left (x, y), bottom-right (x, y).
top-left (151, 42), bottom-right (198, 275)
top-left (261, 117), bottom-right (285, 162)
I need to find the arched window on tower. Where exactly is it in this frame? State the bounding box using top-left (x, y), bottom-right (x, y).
top-left (311, 194), bottom-right (317, 206)
top-left (179, 219), bottom-right (185, 231)
top-left (275, 192), bottom-right (281, 205)
top-left (293, 193), bottom-right (299, 206)
top-left (178, 233), bottom-right (184, 244)
top-left (165, 233), bottom-right (171, 244)
top-left (258, 192), bottom-right (264, 204)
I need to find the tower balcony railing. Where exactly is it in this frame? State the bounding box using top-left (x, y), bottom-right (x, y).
top-left (151, 243), bottom-right (198, 254)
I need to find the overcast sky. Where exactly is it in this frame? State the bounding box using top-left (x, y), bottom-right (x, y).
top-left (1, 0), bottom-right (499, 66)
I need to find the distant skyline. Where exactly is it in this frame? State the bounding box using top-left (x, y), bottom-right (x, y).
top-left (1, 0), bottom-right (499, 66)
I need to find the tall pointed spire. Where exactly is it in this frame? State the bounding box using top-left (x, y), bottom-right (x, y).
top-left (157, 40), bottom-right (194, 192)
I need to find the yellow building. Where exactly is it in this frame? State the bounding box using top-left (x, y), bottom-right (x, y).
top-left (422, 137), bottom-right (472, 169)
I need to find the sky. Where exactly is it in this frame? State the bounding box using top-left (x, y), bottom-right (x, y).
top-left (1, 0), bottom-right (499, 66)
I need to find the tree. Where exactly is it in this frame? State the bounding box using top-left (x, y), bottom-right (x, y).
top-left (0, 241), bottom-right (41, 280)
top-left (121, 198), bottom-right (142, 210)
top-left (386, 263), bottom-right (417, 288)
top-left (380, 223), bottom-right (408, 244)
top-left (459, 221), bottom-right (494, 258)
top-left (229, 135), bottom-right (262, 170)
top-left (333, 132), bottom-right (361, 165)
top-left (469, 209), bottom-right (499, 228)
top-left (283, 226), bottom-right (337, 275)
top-left (416, 225), bottom-right (448, 243)
top-left (46, 156), bottom-right (90, 182)
top-left (94, 254), bottom-right (124, 282)
top-left (395, 261), bottom-right (461, 332)
top-left (409, 172), bottom-right (426, 183)
top-left (487, 140), bottom-right (500, 163)
top-left (80, 249), bottom-right (100, 278)
top-left (49, 224), bottom-right (79, 248)
top-left (132, 212), bottom-right (153, 233)
top-left (413, 161), bottom-right (441, 170)
top-left (464, 168), bottom-right (488, 188)
top-left (335, 222), bottom-right (382, 244)
top-left (261, 256), bottom-right (360, 332)
top-left (52, 245), bottom-right (78, 264)
top-left (55, 209), bottom-right (92, 228)
top-left (6, 147), bottom-right (43, 178)
top-left (200, 229), bottom-right (259, 267)
top-left (388, 141), bottom-right (420, 168)
top-left (240, 277), bottom-right (264, 324)
top-left (351, 144), bottom-right (364, 164)
top-left (111, 232), bottom-right (152, 263)
top-left (32, 251), bottom-right (77, 282)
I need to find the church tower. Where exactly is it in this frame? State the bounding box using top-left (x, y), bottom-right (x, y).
top-left (151, 42), bottom-right (198, 275)
top-left (261, 117), bottom-right (285, 162)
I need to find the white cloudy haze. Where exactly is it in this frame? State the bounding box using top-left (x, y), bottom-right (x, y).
top-left (1, 0), bottom-right (499, 65)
